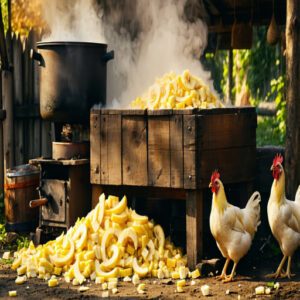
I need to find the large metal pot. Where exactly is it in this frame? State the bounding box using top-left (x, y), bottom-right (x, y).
top-left (31, 41), bottom-right (114, 123)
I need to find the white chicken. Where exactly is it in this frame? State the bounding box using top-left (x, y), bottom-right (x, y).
top-left (209, 170), bottom-right (261, 282)
top-left (267, 153), bottom-right (300, 278)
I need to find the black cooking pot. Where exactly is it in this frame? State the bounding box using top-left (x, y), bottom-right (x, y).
top-left (31, 41), bottom-right (114, 123)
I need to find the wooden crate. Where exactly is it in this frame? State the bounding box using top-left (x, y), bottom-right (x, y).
top-left (90, 107), bottom-right (257, 188)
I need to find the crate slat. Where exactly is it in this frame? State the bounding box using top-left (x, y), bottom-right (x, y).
top-left (148, 116), bottom-right (171, 187)
top-left (199, 146), bottom-right (256, 188)
top-left (170, 115), bottom-right (184, 188)
top-left (198, 112), bottom-right (256, 150)
top-left (122, 116), bottom-right (148, 186)
top-left (90, 112), bottom-right (101, 184)
top-left (183, 115), bottom-right (198, 189)
top-left (100, 114), bottom-right (122, 184)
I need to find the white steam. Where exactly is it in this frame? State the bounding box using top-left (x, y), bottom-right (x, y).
top-left (42, 0), bottom-right (212, 107)
top-left (42, 0), bottom-right (105, 43)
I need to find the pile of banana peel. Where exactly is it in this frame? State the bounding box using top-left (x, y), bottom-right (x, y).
top-left (11, 194), bottom-right (200, 286)
top-left (131, 70), bottom-right (224, 109)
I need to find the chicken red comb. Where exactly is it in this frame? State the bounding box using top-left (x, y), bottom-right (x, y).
top-left (210, 170), bottom-right (220, 183)
top-left (273, 153), bottom-right (283, 166)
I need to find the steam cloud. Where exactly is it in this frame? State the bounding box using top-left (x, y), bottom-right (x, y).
top-left (42, 0), bottom-right (212, 107)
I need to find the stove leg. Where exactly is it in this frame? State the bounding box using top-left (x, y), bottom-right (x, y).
top-left (34, 227), bottom-right (43, 246)
top-left (186, 190), bottom-right (203, 270)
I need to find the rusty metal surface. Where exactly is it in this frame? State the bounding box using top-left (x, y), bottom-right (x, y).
top-left (52, 142), bottom-right (89, 160)
top-left (41, 179), bottom-right (66, 223)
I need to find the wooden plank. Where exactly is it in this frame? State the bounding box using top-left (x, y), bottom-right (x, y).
top-left (100, 114), bottom-right (122, 185)
top-left (90, 112), bottom-right (101, 184)
top-left (120, 109), bottom-right (146, 115)
top-left (183, 115), bottom-right (197, 189)
top-left (172, 108), bottom-right (200, 115)
top-left (2, 69), bottom-right (14, 169)
top-left (91, 184), bottom-right (186, 201)
top-left (122, 116), bottom-right (148, 186)
top-left (199, 146), bottom-right (256, 188)
top-left (100, 114), bottom-right (108, 184)
top-left (92, 185), bottom-right (105, 208)
top-left (0, 109), bottom-right (5, 120)
top-left (198, 112), bottom-right (256, 150)
top-left (186, 190), bottom-right (203, 269)
top-left (68, 165), bottom-right (91, 227)
top-left (100, 109), bottom-right (146, 116)
top-left (41, 121), bottom-right (52, 158)
top-left (0, 61), bottom-right (3, 195)
top-left (147, 109), bottom-right (173, 116)
top-left (32, 31), bottom-right (41, 158)
top-left (148, 116), bottom-right (170, 187)
top-left (12, 35), bottom-right (24, 165)
top-left (170, 114), bottom-right (183, 188)
top-left (285, 0), bottom-right (300, 198)
top-left (198, 106), bottom-right (255, 115)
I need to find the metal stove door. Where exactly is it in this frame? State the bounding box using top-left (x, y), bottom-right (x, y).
top-left (40, 179), bottom-right (67, 223)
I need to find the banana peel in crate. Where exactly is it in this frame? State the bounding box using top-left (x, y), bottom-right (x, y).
top-left (131, 69), bottom-right (224, 109)
top-left (11, 193), bottom-right (199, 285)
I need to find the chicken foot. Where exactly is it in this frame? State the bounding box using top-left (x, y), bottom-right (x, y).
top-left (222, 262), bottom-right (238, 283)
top-left (216, 258), bottom-right (230, 280)
top-left (265, 255), bottom-right (287, 278)
top-left (280, 256), bottom-right (296, 278)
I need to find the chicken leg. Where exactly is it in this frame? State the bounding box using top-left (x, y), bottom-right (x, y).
top-left (280, 256), bottom-right (296, 278)
top-left (216, 258), bottom-right (230, 281)
top-left (265, 255), bottom-right (287, 278)
top-left (222, 262), bottom-right (238, 283)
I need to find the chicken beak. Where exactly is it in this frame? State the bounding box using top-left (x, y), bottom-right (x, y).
top-left (270, 164), bottom-right (274, 171)
top-left (209, 182), bottom-right (212, 188)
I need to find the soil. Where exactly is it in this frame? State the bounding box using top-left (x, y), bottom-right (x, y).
top-left (1, 263), bottom-right (300, 300)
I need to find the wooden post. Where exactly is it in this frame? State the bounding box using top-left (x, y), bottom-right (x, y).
top-left (2, 0), bottom-right (14, 171)
top-left (186, 190), bottom-right (203, 270)
top-left (0, 65), bottom-right (3, 195)
top-left (285, 0), bottom-right (300, 198)
top-left (2, 68), bottom-right (14, 170)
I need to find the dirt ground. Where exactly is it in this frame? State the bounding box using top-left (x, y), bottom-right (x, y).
top-left (1, 262), bottom-right (300, 300)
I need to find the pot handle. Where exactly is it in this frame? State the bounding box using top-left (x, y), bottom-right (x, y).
top-left (102, 50), bottom-right (114, 62)
top-left (30, 49), bottom-right (45, 67)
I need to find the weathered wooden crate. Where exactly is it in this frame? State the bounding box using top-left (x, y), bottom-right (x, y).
top-left (90, 107), bottom-right (257, 188)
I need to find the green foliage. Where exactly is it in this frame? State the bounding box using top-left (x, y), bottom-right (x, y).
top-left (204, 26), bottom-right (286, 146)
top-left (203, 51), bottom-right (227, 96)
top-left (0, 0), bottom-right (8, 32)
top-left (0, 223), bottom-right (30, 252)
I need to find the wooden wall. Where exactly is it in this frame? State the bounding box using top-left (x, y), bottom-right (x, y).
top-left (1, 30), bottom-right (52, 191)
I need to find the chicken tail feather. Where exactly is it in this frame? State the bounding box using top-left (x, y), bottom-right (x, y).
top-left (295, 185), bottom-right (300, 204)
top-left (245, 191), bottom-right (261, 235)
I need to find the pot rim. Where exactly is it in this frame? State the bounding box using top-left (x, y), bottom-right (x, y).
top-left (37, 41), bottom-right (108, 48)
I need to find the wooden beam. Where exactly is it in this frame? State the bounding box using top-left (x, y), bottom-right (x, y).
top-left (285, 0), bottom-right (300, 198)
top-left (0, 109), bottom-right (6, 120)
top-left (186, 190), bottom-right (203, 269)
top-left (0, 62), bottom-right (3, 195)
top-left (2, 0), bottom-right (14, 170)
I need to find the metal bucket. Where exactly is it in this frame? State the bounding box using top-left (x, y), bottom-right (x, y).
top-left (4, 164), bottom-right (40, 232)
